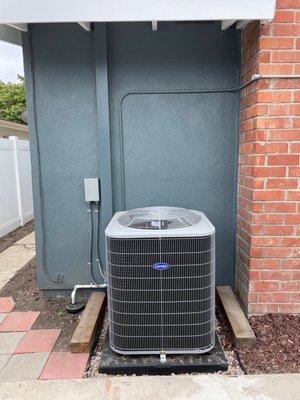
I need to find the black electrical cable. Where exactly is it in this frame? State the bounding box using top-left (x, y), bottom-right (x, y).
top-left (27, 29), bottom-right (63, 283)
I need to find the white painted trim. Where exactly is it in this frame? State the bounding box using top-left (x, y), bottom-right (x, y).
top-left (77, 22), bottom-right (91, 31)
top-left (0, 0), bottom-right (276, 24)
top-left (221, 20), bottom-right (236, 30)
top-left (7, 23), bottom-right (28, 32)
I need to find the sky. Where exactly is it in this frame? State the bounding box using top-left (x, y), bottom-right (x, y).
top-left (0, 40), bottom-right (24, 83)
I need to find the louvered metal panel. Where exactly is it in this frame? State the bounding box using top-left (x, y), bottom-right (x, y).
top-left (106, 235), bottom-right (215, 354)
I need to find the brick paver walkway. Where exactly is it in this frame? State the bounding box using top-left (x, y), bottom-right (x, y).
top-left (0, 232), bottom-right (89, 381)
top-left (0, 299), bottom-right (88, 381)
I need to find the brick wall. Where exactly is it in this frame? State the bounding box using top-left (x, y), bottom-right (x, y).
top-left (235, 1), bottom-right (300, 315)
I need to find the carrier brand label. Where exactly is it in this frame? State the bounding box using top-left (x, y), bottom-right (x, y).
top-left (152, 262), bottom-right (170, 270)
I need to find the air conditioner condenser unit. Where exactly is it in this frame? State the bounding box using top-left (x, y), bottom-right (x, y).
top-left (105, 206), bottom-right (215, 355)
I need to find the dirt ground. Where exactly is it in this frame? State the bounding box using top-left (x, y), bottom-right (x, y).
top-left (0, 220), bottom-right (34, 253)
top-left (0, 259), bottom-right (81, 351)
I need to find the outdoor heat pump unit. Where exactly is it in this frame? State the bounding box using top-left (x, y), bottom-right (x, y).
top-left (105, 206), bottom-right (215, 355)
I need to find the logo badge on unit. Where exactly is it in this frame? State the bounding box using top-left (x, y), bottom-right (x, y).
top-left (152, 262), bottom-right (170, 270)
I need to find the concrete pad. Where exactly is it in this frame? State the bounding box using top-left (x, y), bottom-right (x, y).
top-left (15, 329), bottom-right (61, 354)
top-left (0, 355), bottom-right (10, 374)
top-left (0, 378), bottom-right (101, 400)
top-left (0, 314), bottom-right (7, 324)
top-left (0, 233), bottom-right (36, 290)
top-left (99, 373), bottom-right (300, 400)
top-left (0, 374), bottom-right (299, 400)
top-left (40, 352), bottom-right (89, 380)
top-left (0, 297), bottom-right (15, 313)
top-left (0, 311), bottom-right (40, 332)
top-left (0, 332), bottom-right (26, 354)
top-left (0, 352), bottom-right (49, 382)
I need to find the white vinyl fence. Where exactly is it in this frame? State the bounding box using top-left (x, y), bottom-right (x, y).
top-left (0, 136), bottom-right (34, 238)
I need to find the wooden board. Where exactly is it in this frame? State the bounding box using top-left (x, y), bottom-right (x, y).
top-left (217, 286), bottom-right (256, 348)
top-left (70, 292), bottom-right (107, 353)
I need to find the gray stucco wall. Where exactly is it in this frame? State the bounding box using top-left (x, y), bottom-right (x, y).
top-left (23, 24), bottom-right (100, 291)
top-left (22, 22), bottom-right (240, 293)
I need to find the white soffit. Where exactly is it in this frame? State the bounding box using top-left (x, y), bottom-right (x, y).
top-left (0, 0), bottom-right (276, 45)
top-left (0, 0), bottom-right (276, 24)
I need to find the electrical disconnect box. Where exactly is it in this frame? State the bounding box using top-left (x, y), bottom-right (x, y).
top-left (84, 178), bottom-right (100, 202)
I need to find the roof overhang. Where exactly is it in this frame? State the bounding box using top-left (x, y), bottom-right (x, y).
top-left (0, 0), bottom-right (276, 46)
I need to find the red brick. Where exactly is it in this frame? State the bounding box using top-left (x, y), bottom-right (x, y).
top-left (250, 247), bottom-right (262, 257)
top-left (271, 78), bottom-right (300, 89)
top-left (252, 225), bottom-right (294, 236)
top-left (262, 247), bottom-right (295, 257)
top-left (290, 143), bottom-right (300, 153)
top-left (252, 166), bottom-right (286, 177)
top-left (272, 11), bottom-right (295, 23)
top-left (277, 0), bottom-right (300, 9)
top-left (257, 91), bottom-right (292, 103)
top-left (250, 270), bottom-right (260, 280)
top-left (294, 91), bottom-right (300, 102)
top-left (290, 292), bottom-right (300, 302)
top-left (252, 142), bottom-right (288, 154)
top-left (265, 304), bottom-right (280, 313)
top-left (287, 190), bottom-right (300, 200)
top-left (252, 213), bottom-right (284, 224)
top-left (268, 129), bottom-right (300, 141)
top-left (261, 37), bottom-right (294, 49)
top-left (288, 166), bottom-right (300, 176)
top-left (268, 104), bottom-right (290, 116)
top-left (281, 259), bottom-right (300, 269)
top-left (268, 155), bottom-right (299, 165)
top-left (255, 117), bottom-right (290, 129)
top-left (272, 292), bottom-right (291, 303)
top-left (272, 50), bottom-right (300, 62)
top-left (260, 271), bottom-right (282, 281)
top-left (259, 63), bottom-right (294, 75)
top-left (281, 281), bottom-right (300, 291)
top-left (264, 202), bottom-right (297, 212)
top-left (250, 281), bottom-right (280, 292)
top-left (266, 178), bottom-right (298, 188)
top-left (282, 237), bottom-right (300, 246)
top-left (285, 214), bottom-right (300, 224)
top-left (292, 117), bottom-right (300, 128)
top-left (249, 259), bottom-right (279, 269)
top-left (252, 190), bottom-right (285, 201)
top-left (278, 303), bottom-right (300, 313)
top-left (290, 105), bottom-right (300, 115)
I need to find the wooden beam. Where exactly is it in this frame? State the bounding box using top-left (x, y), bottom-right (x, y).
top-left (70, 292), bottom-right (107, 353)
top-left (217, 286), bottom-right (256, 348)
top-left (221, 20), bottom-right (236, 30)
